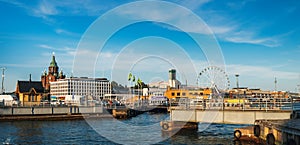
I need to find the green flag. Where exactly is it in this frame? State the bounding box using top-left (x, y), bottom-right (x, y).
top-left (132, 75), bottom-right (135, 82)
top-left (137, 78), bottom-right (142, 87)
top-left (128, 73), bottom-right (132, 81)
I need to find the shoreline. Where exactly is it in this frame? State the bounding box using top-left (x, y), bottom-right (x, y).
top-left (0, 113), bottom-right (114, 121)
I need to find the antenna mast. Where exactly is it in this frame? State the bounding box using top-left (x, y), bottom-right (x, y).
top-left (1, 67), bottom-right (6, 94)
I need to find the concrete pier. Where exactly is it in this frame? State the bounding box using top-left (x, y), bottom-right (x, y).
top-left (0, 106), bottom-right (103, 116)
top-left (233, 126), bottom-right (263, 144)
top-left (0, 106), bottom-right (166, 120)
top-left (234, 115), bottom-right (300, 145)
top-left (170, 109), bottom-right (291, 124)
top-left (254, 119), bottom-right (300, 145)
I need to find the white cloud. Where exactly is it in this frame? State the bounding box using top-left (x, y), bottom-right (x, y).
top-left (173, 0), bottom-right (212, 10)
top-left (35, 0), bottom-right (58, 16)
top-left (1, 0), bottom-right (113, 22)
top-left (112, 0), bottom-right (282, 47)
top-left (114, 1), bottom-right (217, 35)
top-left (208, 19), bottom-right (281, 47)
top-left (178, 1), bottom-right (282, 48)
top-left (225, 63), bottom-right (300, 91)
top-left (0, 0), bottom-right (26, 9)
top-left (226, 0), bottom-right (254, 10)
top-left (199, 13), bottom-right (281, 47)
top-left (210, 26), bottom-right (233, 34)
top-left (38, 44), bottom-right (75, 52)
top-left (70, 45), bottom-right (204, 85)
top-left (38, 44), bottom-right (53, 49)
top-left (38, 44), bottom-right (77, 70)
top-left (0, 63), bottom-right (45, 69)
top-left (55, 29), bottom-right (80, 37)
top-left (226, 64), bottom-right (298, 80)
top-left (222, 30), bottom-right (293, 48)
top-left (34, 0), bottom-right (113, 16)
top-left (225, 36), bottom-right (280, 48)
top-left (1, 0), bottom-right (287, 48)
top-left (1, 0), bottom-right (55, 22)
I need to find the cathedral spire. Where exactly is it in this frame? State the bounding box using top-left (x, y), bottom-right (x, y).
top-left (50, 52), bottom-right (58, 67)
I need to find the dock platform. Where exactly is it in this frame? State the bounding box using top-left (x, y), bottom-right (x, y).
top-left (234, 118), bottom-right (300, 145)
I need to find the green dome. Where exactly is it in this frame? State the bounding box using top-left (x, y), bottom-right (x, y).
top-left (50, 53), bottom-right (58, 67)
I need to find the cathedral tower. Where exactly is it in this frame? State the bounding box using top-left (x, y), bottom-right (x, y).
top-left (41, 52), bottom-right (65, 91)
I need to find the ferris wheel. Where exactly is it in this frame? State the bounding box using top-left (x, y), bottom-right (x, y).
top-left (196, 66), bottom-right (230, 93)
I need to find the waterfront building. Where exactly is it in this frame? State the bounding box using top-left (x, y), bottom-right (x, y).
top-left (41, 52), bottom-right (66, 92)
top-left (165, 87), bottom-right (211, 100)
top-left (225, 88), bottom-right (299, 110)
top-left (50, 77), bottom-right (111, 101)
top-left (165, 69), bottom-right (211, 99)
top-left (0, 94), bottom-right (19, 106)
top-left (168, 69), bottom-right (181, 89)
top-left (15, 75), bottom-right (45, 106)
top-left (148, 81), bottom-right (169, 89)
top-left (148, 87), bottom-right (166, 96)
top-left (228, 88), bottom-right (289, 99)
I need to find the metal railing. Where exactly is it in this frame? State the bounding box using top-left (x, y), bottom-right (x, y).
top-left (172, 97), bottom-right (300, 111)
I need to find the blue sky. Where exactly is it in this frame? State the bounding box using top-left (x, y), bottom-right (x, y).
top-left (1, 0), bottom-right (300, 92)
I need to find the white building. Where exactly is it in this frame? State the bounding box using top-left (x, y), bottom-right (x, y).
top-left (50, 77), bottom-right (111, 99)
top-left (148, 81), bottom-right (169, 89)
top-left (0, 95), bottom-right (19, 106)
top-left (168, 69), bottom-right (181, 89)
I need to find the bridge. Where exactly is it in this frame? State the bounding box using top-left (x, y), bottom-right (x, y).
top-left (170, 109), bottom-right (291, 125)
top-left (160, 109), bottom-right (292, 132)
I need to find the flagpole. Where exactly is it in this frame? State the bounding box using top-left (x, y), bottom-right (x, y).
top-left (128, 73), bottom-right (132, 108)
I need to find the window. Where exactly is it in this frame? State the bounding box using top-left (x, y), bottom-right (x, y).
top-left (30, 94), bottom-right (35, 102)
top-left (171, 93), bottom-right (175, 96)
top-left (182, 92), bottom-right (186, 96)
top-left (177, 92), bottom-right (180, 96)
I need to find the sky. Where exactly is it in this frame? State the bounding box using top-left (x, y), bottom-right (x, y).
top-left (1, 0), bottom-right (300, 92)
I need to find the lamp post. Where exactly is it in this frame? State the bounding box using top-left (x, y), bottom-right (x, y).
top-left (235, 74), bottom-right (240, 109)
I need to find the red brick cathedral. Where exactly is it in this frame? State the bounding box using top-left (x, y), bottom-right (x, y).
top-left (41, 53), bottom-right (65, 92)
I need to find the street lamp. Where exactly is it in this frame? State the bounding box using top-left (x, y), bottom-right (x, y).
top-left (235, 74), bottom-right (240, 109)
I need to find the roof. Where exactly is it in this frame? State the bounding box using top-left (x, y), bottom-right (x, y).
top-left (0, 95), bottom-right (15, 101)
top-left (50, 54), bottom-right (58, 67)
top-left (17, 81), bottom-right (44, 93)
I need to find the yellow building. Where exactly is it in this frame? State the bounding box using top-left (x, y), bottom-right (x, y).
top-left (164, 87), bottom-right (211, 100)
top-left (15, 80), bottom-right (45, 106)
top-left (228, 88), bottom-right (289, 99)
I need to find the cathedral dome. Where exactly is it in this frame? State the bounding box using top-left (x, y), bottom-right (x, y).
top-left (50, 52), bottom-right (58, 67)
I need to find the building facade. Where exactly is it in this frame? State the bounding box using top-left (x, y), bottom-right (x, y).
top-left (165, 87), bottom-right (211, 100)
top-left (168, 69), bottom-right (181, 89)
top-left (41, 53), bottom-right (66, 92)
top-left (50, 77), bottom-right (111, 99)
top-left (148, 81), bottom-right (169, 89)
top-left (15, 78), bottom-right (45, 106)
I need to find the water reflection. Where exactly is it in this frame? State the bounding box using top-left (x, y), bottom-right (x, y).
top-left (14, 121), bottom-right (44, 144)
top-left (160, 123), bottom-right (249, 145)
top-left (0, 113), bottom-right (252, 145)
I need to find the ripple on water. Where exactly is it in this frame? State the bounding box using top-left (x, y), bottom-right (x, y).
top-left (0, 114), bottom-right (249, 145)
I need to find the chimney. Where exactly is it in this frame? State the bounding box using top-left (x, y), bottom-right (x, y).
top-left (29, 74), bottom-right (32, 82)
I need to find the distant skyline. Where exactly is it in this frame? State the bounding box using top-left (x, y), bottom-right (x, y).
top-left (1, 0), bottom-right (300, 92)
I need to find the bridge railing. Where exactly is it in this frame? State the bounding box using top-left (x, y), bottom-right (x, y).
top-left (172, 98), bottom-right (297, 111)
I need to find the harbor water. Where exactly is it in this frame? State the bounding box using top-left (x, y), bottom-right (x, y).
top-left (0, 113), bottom-right (249, 145)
